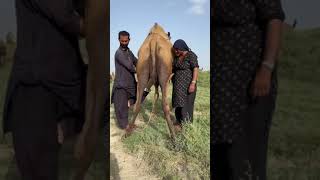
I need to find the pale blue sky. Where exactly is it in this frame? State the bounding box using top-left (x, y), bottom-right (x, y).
top-left (110, 0), bottom-right (211, 73)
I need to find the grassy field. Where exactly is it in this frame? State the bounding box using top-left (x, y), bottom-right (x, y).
top-left (110, 70), bottom-right (210, 179)
top-left (267, 28), bottom-right (320, 179)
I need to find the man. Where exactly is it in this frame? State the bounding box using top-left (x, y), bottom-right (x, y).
top-left (2, 1), bottom-right (86, 179)
top-left (111, 31), bottom-right (139, 134)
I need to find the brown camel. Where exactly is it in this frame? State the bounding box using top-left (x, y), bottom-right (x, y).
top-left (129, 23), bottom-right (176, 138)
top-left (73, 0), bottom-right (109, 179)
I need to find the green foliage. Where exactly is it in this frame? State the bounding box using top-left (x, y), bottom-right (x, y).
top-left (117, 71), bottom-right (210, 179)
top-left (268, 28), bottom-right (320, 179)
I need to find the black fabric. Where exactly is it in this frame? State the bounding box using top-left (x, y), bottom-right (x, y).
top-left (111, 47), bottom-right (137, 105)
top-left (174, 89), bottom-right (197, 124)
top-left (172, 51), bottom-right (199, 108)
top-left (111, 46), bottom-right (138, 129)
top-left (10, 85), bottom-right (61, 180)
top-left (212, 0), bottom-right (284, 144)
top-left (173, 39), bottom-right (189, 51)
top-left (113, 88), bottom-right (130, 129)
top-left (212, 93), bottom-right (276, 180)
top-left (2, 0), bottom-right (86, 134)
top-left (111, 47), bottom-right (137, 91)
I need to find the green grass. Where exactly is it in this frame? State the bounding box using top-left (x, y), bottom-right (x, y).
top-left (110, 71), bottom-right (210, 179)
top-left (267, 28), bottom-right (320, 180)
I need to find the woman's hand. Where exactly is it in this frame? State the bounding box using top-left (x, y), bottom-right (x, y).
top-left (251, 66), bottom-right (272, 97)
top-left (189, 82), bottom-right (196, 93)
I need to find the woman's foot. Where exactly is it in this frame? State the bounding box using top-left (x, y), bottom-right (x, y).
top-left (57, 123), bottom-right (64, 144)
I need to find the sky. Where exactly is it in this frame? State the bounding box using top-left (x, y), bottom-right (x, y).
top-left (1, 0), bottom-right (320, 71)
top-left (2, 0), bottom-right (320, 38)
top-left (110, 0), bottom-right (211, 73)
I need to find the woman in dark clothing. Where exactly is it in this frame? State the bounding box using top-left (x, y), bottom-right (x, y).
top-left (212, 0), bottom-right (285, 179)
top-left (172, 39), bottom-right (199, 131)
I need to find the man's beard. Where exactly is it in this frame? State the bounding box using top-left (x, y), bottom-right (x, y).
top-left (120, 44), bottom-right (128, 49)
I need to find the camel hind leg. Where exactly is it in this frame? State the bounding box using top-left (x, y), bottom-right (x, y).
top-left (159, 74), bottom-right (176, 138)
top-left (148, 84), bottom-right (159, 123)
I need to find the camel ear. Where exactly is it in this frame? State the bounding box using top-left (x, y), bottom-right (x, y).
top-left (167, 32), bottom-right (171, 40)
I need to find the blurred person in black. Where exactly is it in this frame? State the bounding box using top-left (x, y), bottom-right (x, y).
top-left (2, 0), bottom-right (86, 179)
top-left (212, 0), bottom-right (285, 179)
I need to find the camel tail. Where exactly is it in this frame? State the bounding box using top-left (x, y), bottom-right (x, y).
top-left (147, 38), bottom-right (158, 88)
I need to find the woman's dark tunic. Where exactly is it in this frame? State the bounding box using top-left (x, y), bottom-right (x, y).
top-left (172, 51), bottom-right (199, 108)
top-left (212, 0), bottom-right (285, 144)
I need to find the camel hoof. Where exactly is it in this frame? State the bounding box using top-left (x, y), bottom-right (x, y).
top-left (174, 124), bottom-right (182, 132)
top-left (122, 124), bottom-right (137, 139)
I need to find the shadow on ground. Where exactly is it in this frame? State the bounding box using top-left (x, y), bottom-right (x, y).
top-left (110, 153), bottom-right (120, 180)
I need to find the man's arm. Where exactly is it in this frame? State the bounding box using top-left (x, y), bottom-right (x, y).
top-left (132, 52), bottom-right (138, 66)
top-left (29, 0), bottom-right (82, 36)
top-left (115, 51), bottom-right (136, 73)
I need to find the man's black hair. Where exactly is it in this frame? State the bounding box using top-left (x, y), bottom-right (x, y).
top-left (118, 31), bottom-right (130, 39)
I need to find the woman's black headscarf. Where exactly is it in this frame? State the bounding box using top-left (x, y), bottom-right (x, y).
top-left (173, 39), bottom-right (190, 51)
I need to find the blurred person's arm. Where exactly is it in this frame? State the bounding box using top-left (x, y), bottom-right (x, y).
top-left (30, 0), bottom-right (83, 36)
top-left (252, 20), bottom-right (283, 97)
top-left (251, 0), bottom-right (285, 97)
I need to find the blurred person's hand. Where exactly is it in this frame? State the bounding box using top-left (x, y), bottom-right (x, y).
top-left (251, 66), bottom-right (272, 97)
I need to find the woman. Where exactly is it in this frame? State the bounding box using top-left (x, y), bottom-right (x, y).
top-left (172, 39), bottom-right (199, 131)
top-left (212, 0), bottom-right (285, 179)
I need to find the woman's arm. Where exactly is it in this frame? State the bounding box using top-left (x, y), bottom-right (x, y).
top-left (262, 19), bottom-right (283, 66)
top-left (192, 67), bottom-right (199, 83)
top-left (189, 67), bottom-right (199, 93)
top-left (252, 19), bottom-right (283, 97)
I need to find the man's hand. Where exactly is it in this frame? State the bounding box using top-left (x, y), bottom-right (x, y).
top-left (188, 83), bottom-right (196, 93)
top-left (251, 66), bottom-right (272, 97)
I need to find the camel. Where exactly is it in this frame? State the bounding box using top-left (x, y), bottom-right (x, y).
top-left (73, 0), bottom-right (109, 179)
top-left (129, 23), bottom-right (176, 138)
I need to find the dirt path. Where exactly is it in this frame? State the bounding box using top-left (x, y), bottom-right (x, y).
top-left (109, 116), bottom-right (159, 180)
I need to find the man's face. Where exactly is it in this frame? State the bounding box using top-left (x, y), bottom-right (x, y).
top-left (119, 35), bottom-right (130, 49)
